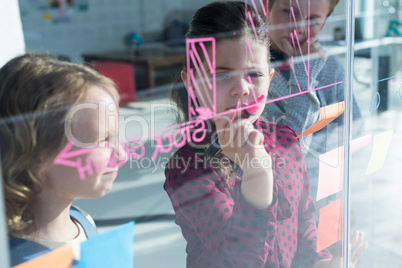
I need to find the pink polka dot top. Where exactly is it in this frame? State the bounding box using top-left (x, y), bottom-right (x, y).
top-left (164, 121), bottom-right (331, 267)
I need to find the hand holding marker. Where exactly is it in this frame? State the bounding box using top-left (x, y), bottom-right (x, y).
top-left (206, 95), bottom-right (265, 156)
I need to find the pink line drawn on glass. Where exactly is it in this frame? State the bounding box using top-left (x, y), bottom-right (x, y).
top-left (231, 99), bottom-right (242, 122)
top-left (247, 75), bottom-right (258, 103)
top-left (189, 68), bottom-right (209, 110)
top-left (54, 141), bottom-right (128, 180)
top-left (245, 38), bottom-right (256, 62)
top-left (199, 42), bottom-right (215, 77)
top-left (189, 51), bottom-right (212, 106)
top-left (195, 107), bottom-right (214, 118)
top-left (259, 0), bottom-right (268, 16)
top-left (247, 11), bottom-right (258, 40)
top-left (292, 29), bottom-right (309, 75)
top-left (191, 43), bottom-right (213, 90)
top-left (186, 38), bottom-right (216, 121)
top-left (249, 0), bottom-right (260, 18)
top-left (294, 0), bottom-right (306, 26)
top-left (54, 77), bottom-right (342, 180)
top-left (288, 0), bottom-right (312, 91)
top-left (151, 120), bottom-right (207, 161)
top-left (288, 55), bottom-right (303, 92)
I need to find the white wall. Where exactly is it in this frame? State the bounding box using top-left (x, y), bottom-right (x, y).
top-left (19, 0), bottom-right (214, 62)
top-left (0, 0), bottom-right (25, 67)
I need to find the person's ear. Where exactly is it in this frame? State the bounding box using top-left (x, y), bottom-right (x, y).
top-left (269, 68), bottom-right (275, 79)
top-left (181, 70), bottom-right (188, 91)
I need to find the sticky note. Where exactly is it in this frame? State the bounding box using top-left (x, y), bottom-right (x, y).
top-left (296, 101), bottom-right (344, 138)
top-left (316, 134), bottom-right (372, 201)
top-left (317, 198), bottom-right (343, 252)
top-left (350, 134), bottom-right (373, 154)
top-left (14, 245), bottom-right (73, 268)
top-left (79, 221), bottom-right (134, 268)
top-left (42, 13), bottom-right (52, 20)
top-left (317, 146), bottom-right (344, 201)
top-left (366, 130), bottom-right (393, 175)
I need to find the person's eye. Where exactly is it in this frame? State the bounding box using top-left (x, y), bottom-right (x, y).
top-left (248, 72), bottom-right (263, 78)
top-left (283, 8), bottom-right (291, 14)
top-left (215, 73), bottom-right (230, 80)
top-left (309, 18), bottom-right (321, 25)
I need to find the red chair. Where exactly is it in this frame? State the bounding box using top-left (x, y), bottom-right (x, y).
top-left (91, 61), bottom-right (136, 105)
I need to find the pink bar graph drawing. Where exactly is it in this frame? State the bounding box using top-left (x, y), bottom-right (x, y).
top-left (186, 38), bottom-right (216, 121)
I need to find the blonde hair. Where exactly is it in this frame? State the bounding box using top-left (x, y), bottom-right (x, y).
top-left (0, 53), bottom-right (119, 235)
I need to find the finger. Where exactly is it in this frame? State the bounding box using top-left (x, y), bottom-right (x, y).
top-left (233, 121), bottom-right (249, 148)
top-left (350, 232), bottom-right (364, 258)
top-left (301, 35), bottom-right (319, 55)
top-left (331, 248), bottom-right (343, 265)
top-left (350, 230), bottom-right (359, 247)
top-left (351, 242), bottom-right (368, 264)
top-left (280, 37), bottom-right (294, 57)
top-left (248, 129), bottom-right (265, 146)
top-left (229, 119), bottom-right (252, 148)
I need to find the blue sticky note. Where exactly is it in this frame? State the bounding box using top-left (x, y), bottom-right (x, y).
top-left (79, 221), bottom-right (134, 268)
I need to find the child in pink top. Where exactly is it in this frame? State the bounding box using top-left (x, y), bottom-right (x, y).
top-left (164, 1), bottom-right (366, 267)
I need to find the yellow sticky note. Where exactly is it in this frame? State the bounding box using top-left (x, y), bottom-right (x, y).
top-left (42, 13), bottom-right (52, 20)
top-left (13, 244), bottom-right (73, 268)
top-left (366, 130), bottom-right (393, 175)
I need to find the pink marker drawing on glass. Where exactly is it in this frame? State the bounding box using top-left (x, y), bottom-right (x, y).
top-left (206, 94), bottom-right (266, 156)
top-left (186, 37), bottom-right (216, 121)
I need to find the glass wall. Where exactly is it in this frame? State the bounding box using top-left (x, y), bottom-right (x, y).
top-left (1, 0), bottom-right (401, 267)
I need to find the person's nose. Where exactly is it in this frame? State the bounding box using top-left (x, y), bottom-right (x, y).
top-left (108, 141), bottom-right (128, 168)
top-left (230, 77), bottom-right (250, 98)
top-left (115, 142), bottom-right (128, 166)
top-left (291, 18), bottom-right (308, 38)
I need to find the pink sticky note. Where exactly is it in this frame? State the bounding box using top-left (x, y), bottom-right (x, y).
top-left (317, 198), bottom-right (343, 252)
top-left (317, 146), bottom-right (344, 201)
top-left (316, 134), bottom-right (373, 201)
top-left (351, 134), bottom-right (373, 154)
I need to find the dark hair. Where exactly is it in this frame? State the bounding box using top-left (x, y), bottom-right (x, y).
top-left (268, 0), bottom-right (340, 17)
top-left (171, 1), bottom-right (269, 124)
top-left (169, 1), bottom-right (269, 188)
top-left (0, 53), bottom-right (118, 234)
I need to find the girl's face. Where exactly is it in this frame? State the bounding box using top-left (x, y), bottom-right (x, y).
top-left (44, 86), bottom-right (127, 200)
top-left (187, 38), bottom-right (272, 121)
top-left (268, 0), bottom-right (330, 54)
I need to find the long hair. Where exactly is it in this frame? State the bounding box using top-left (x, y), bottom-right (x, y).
top-left (0, 53), bottom-right (119, 235)
top-left (169, 1), bottom-right (270, 188)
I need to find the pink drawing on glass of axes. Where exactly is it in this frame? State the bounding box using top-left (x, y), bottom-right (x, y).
top-left (186, 37), bottom-right (216, 121)
top-left (53, 142), bottom-right (127, 181)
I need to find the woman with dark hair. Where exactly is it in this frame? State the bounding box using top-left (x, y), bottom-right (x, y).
top-left (164, 1), bottom-right (366, 267)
